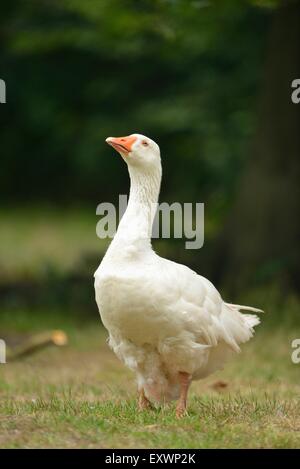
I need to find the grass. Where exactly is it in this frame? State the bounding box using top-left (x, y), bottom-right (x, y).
top-left (0, 206), bottom-right (108, 280)
top-left (1, 313), bottom-right (300, 449)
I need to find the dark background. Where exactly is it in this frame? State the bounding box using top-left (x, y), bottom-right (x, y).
top-left (1, 0), bottom-right (299, 324)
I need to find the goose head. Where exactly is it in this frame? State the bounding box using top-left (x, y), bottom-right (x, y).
top-left (106, 133), bottom-right (161, 172)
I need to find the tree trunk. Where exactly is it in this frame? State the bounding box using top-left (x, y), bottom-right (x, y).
top-left (214, 1), bottom-right (300, 295)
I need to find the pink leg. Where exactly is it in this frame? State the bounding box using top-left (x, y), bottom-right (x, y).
top-left (138, 388), bottom-right (153, 411)
top-left (176, 372), bottom-right (191, 418)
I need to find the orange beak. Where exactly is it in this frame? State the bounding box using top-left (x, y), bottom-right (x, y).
top-left (106, 135), bottom-right (137, 155)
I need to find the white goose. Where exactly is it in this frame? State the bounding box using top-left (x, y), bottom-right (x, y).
top-left (94, 134), bottom-right (262, 417)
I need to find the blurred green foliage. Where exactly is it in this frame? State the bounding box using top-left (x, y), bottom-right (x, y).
top-left (1, 0), bottom-right (269, 205)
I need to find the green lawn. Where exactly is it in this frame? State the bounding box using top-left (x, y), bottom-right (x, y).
top-left (1, 312), bottom-right (299, 449)
top-left (0, 206), bottom-right (108, 280)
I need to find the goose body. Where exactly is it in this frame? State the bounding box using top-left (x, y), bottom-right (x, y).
top-left (94, 134), bottom-right (261, 415)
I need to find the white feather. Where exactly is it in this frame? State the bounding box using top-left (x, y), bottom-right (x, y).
top-left (94, 134), bottom-right (261, 402)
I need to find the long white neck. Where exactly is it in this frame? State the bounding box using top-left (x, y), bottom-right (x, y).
top-left (107, 163), bottom-right (162, 257)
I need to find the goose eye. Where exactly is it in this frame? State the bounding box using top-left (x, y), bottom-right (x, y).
top-left (142, 141), bottom-right (149, 146)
